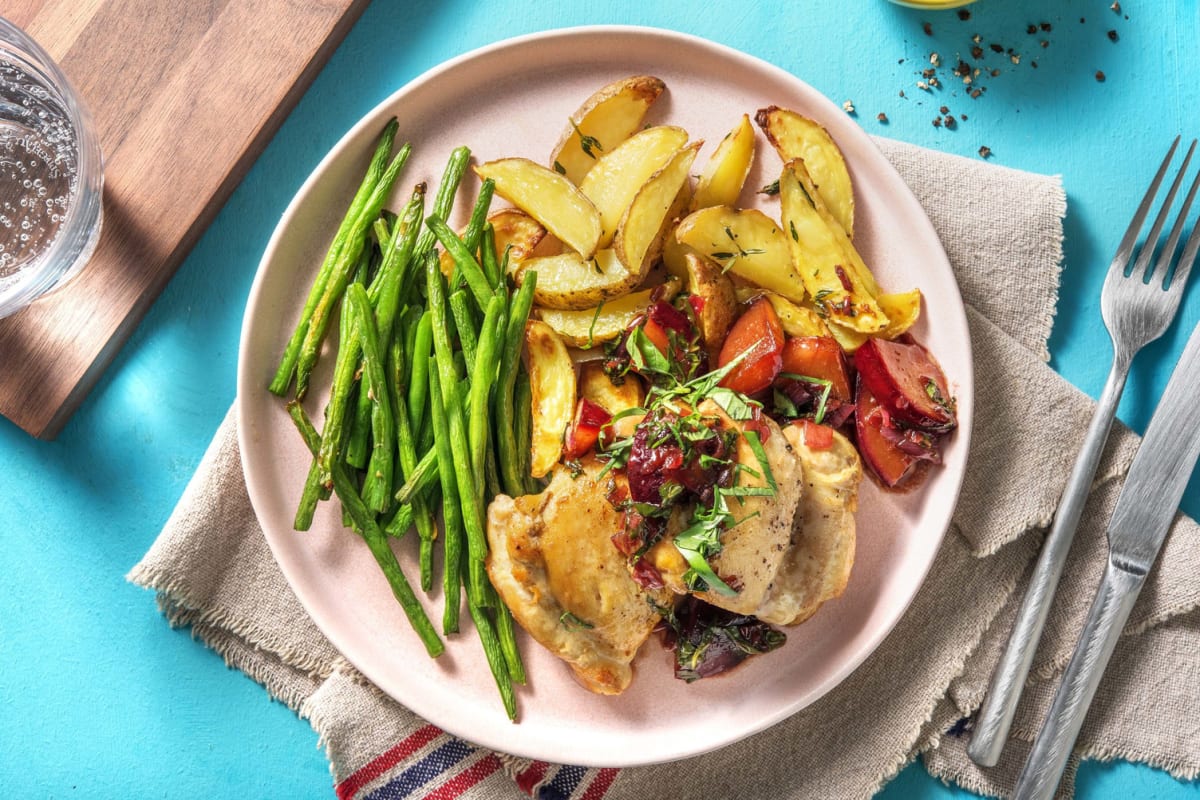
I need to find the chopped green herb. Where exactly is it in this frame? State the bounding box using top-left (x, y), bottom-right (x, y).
top-left (559, 611), bottom-right (594, 631)
top-left (570, 120), bottom-right (604, 160)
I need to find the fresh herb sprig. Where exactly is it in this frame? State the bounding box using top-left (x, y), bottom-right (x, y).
top-left (598, 335), bottom-right (777, 597)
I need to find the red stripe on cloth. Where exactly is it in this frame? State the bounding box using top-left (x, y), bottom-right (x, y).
top-left (515, 760), bottom-right (551, 795)
top-left (579, 768), bottom-right (619, 800)
top-left (422, 753), bottom-right (503, 800)
top-left (336, 724), bottom-right (443, 800)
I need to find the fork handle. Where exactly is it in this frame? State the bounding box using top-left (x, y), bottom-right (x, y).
top-left (967, 352), bottom-right (1131, 767)
top-left (1011, 561), bottom-right (1144, 800)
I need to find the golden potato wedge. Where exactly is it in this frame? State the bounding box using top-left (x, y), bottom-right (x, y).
top-left (613, 143), bottom-right (700, 277)
top-left (579, 360), bottom-right (644, 414)
top-left (823, 321), bottom-right (869, 354)
top-left (475, 158), bottom-right (602, 259)
top-left (756, 106), bottom-right (855, 237)
top-left (578, 361), bottom-right (645, 441)
top-left (674, 205), bottom-right (804, 302)
top-left (523, 320), bottom-right (576, 478)
top-left (488, 207), bottom-right (550, 261)
top-left (779, 159), bottom-right (888, 333)
top-left (875, 289), bottom-right (922, 340)
top-left (549, 75), bottom-right (667, 186)
top-left (757, 290), bottom-right (833, 338)
top-left (659, 178), bottom-right (696, 282)
top-left (691, 114), bottom-right (755, 211)
top-left (681, 250), bottom-right (738, 354)
top-left (661, 231), bottom-right (691, 282)
top-left (580, 125), bottom-right (690, 249)
top-left (513, 248), bottom-right (639, 310)
top-left (440, 208), bottom-right (549, 278)
top-left (537, 279), bottom-right (681, 348)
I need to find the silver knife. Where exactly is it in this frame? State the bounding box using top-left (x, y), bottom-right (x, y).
top-left (1012, 317), bottom-right (1200, 800)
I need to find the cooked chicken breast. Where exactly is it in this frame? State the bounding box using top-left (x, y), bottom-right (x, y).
top-left (486, 459), bottom-right (672, 695)
top-left (646, 399), bottom-right (803, 615)
top-left (755, 424), bottom-right (861, 626)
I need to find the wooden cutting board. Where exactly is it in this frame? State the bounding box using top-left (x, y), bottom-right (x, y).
top-left (1, 0), bottom-right (369, 438)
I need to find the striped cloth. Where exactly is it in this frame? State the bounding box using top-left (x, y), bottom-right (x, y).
top-left (333, 725), bottom-right (616, 800)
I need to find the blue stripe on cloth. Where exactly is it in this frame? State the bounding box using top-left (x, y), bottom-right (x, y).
top-left (537, 764), bottom-right (590, 800)
top-left (363, 739), bottom-right (475, 800)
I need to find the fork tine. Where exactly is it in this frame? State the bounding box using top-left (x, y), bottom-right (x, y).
top-left (1160, 143), bottom-right (1200, 291)
top-left (1131, 139), bottom-right (1196, 281)
top-left (1111, 136), bottom-right (1181, 272)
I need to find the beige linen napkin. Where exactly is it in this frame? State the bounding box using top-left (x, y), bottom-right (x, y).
top-left (129, 139), bottom-right (1200, 799)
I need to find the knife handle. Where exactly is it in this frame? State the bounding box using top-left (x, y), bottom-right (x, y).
top-left (1011, 561), bottom-right (1144, 800)
top-left (968, 354), bottom-right (1130, 768)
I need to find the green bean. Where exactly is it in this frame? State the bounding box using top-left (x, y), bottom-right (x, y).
top-left (489, 583), bottom-right (526, 685)
top-left (427, 215), bottom-right (495, 311)
top-left (286, 401), bottom-right (442, 657)
top-left (428, 365), bottom-right (464, 635)
top-left (369, 185), bottom-right (426, 330)
top-left (514, 367), bottom-right (540, 495)
top-left (461, 178), bottom-right (495, 258)
top-left (411, 147), bottom-right (470, 266)
top-left (450, 379), bottom-right (488, 597)
top-left (392, 447), bottom-right (438, 505)
top-left (448, 290), bottom-right (479, 377)
top-left (316, 293), bottom-right (363, 486)
top-left (270, 120), bottom-right (398, 397)
top-left (294, 143), bottom-right (412, 400)
top-left (427, 250), bottom-right (466, 407)
top-left (479, 223), bottom-right (503, 289)
top-left (464, 577), bottom-right (516, 721)
top-left (289, 400), bottom-right (325, 531)
top-left (495, 274), bottom-right (537, 496)
top-left (407, 310), bottom-right (433, 438)
top-left (389, 324), bottom-right (437, 584)
top-left (470, 295), bottom-right (505, 509)
top-left (347, 284), bottom-right (395, 514)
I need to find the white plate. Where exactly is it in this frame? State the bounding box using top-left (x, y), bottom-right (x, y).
top-left (237, 26), bottom-right (973, 767)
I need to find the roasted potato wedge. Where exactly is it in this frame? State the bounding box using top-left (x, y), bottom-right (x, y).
top-left (488, 207), bottom-right (552, 261)
top-left (549, 75), bottom-right (667, 186)
top-left (513, 248), bottom-right (639, 310)
top-left (691, 114), bottom-right (755, 211)
top-left (751, 290), bottom-right (834, 338)
top-left (756, 106), bottom-right (855, 237)
top-left (475, 158), bottom-right (602, 259)
top-left (578, 361), bottom-right (645, 440)
top-left (779, 159), bottom-right (888, 333)
top-left (613, 143), bottom-right (700, 277)
top-left (681, 250), bottom-right (738, 355)
top-left (674, 205), bottom-right (804, 302)
top-left (874, 289), bottom-right (923, 340)
top-left (580, 125), bottom-right (690, 249)
top-left (537, 279), bottom-right (681, 348)
top-left (440, 208), bottom-right (550, 278)
top-left (579, 360), bottom-right (645, 415)
top-left (523, 320), bottom-right (576, 478)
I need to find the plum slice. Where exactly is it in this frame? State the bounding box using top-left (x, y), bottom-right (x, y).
top-left (853, 337), bottom-right (956, 433)
top-left (855, 379), bottom-right (920, 488)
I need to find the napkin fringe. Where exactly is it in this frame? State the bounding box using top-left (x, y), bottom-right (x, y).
top-left (1087, 744), bottom-right (1200, 783)
top-left (128, 562), bottom-right (338, 684)
top-left (1037, 173), bottom-right (1067, 362)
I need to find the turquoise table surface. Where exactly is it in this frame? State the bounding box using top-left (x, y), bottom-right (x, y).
top-left (2, 0), bottom-right (1199, 797)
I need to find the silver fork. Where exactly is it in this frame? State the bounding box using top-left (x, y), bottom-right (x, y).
top-left (968, 136), bottom-right (1200, 767)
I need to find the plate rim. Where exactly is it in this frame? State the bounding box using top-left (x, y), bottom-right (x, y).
top-left (237, 23), bottom-right (974, 767)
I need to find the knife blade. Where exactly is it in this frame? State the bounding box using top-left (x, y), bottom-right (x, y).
top-left (1012, 317), bottom-right (1200, 800)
